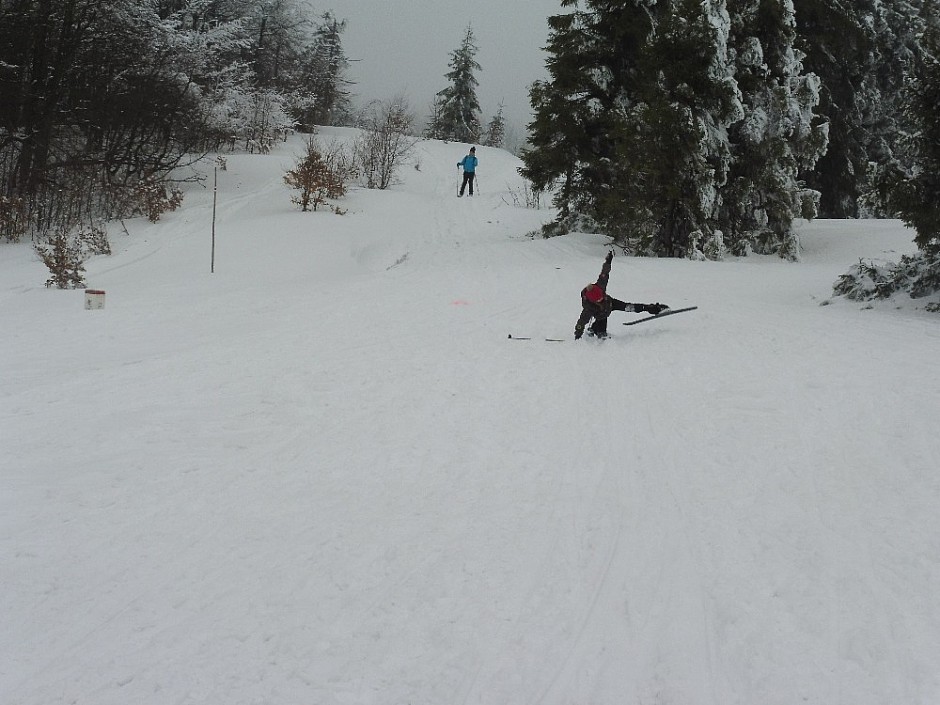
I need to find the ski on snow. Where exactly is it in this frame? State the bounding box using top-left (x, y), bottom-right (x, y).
top-left (622, 306), bottom-right (698, 326)
top-left (508, 334), bottom-right (565, 341)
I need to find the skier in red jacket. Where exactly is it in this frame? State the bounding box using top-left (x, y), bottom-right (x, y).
top-left (574, 251), bottom-right (668, 339)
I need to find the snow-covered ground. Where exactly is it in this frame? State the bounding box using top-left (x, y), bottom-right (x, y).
top-left (2, 131), bottom-right (939, 705)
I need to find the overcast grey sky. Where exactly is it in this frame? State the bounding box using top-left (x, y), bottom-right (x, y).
top-left (321, 0), bottom-right (562, 141)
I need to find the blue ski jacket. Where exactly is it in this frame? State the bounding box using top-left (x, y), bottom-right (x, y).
top-left (459, 154), bottom-right (478, 173)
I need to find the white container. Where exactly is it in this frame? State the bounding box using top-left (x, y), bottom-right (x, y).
top-left (84, 289), bottom-right (106, 310)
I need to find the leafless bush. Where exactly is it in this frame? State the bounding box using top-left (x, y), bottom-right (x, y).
top-left (353, 94), bottom-right (418, 190)
top-left (502, 180), bottom-right (546, 209)
top-left (133, 175), bottom-right (185, 223)
top-left (0, 195), bottom-right (29, 243)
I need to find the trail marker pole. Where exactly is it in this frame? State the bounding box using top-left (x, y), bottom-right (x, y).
top-left (211, 166), bottom-right (217, 273)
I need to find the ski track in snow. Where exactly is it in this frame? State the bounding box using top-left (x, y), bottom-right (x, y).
top-left (2, 130), bottom-right (940, 705)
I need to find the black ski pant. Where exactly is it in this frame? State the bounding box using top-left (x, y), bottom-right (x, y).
top-left (460, 172), bottom-right (475, 196)
top-left (590, 299), bottom-right (630, 335)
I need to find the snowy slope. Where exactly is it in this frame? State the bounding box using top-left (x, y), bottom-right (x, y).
top-left (2, 131), bottom-right (939, 705)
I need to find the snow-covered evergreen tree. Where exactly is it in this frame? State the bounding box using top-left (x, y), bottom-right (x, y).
top-left (792, 0), bottom-right (878, 217)
top-left (832, 1), bottom-right (940, 304)
top-left (884, 2), bottom-right (940, 249)
top-left (522, 0), bottom-right (832, 258)
top-left (427, 25), bottom-right (483, 143)
top-left (307, 13), bottom-right (352, 126)
top-left (720, 0), bottom-right (828, 258)
top-left (860, 0), bottom-right (929, 215)
top-left (521, 0), bottom-right (658, 234)
top-left (792, 0), bottom-right (926, 217)
top-left (626, 0), bottom-right (745, 256)
top-left (482, 102), bottom-right (506, 148)
top-left (522, 0), bottom-right (745, 256)
top-left (287, 12), bottom-right (353, 129)
top-left (521, 9), bottom-right (584, 225)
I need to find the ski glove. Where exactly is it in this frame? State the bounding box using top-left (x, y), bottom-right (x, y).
top-left (605, 250), bottom-right (614, 263)
top-left (645, 303), bottom-right (667, 315)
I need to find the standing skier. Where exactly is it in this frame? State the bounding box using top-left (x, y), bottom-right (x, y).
top-left (457, 146), bottom-right (478, 197)
top-left (574, 251), bottom-right (668, 339)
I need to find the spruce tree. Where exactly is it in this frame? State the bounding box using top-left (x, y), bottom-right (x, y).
top-left (623, 0), bottom-right (744, 256)
top-left (721, 0), bottom-right (828, 257)
top-left (428, 25), bottom-right (483, 143)
top-left (831, 2), bottom-right (940, 303)
top-left (285, 12), bottom-right (352, 130)
top-left (482, 102), bottom-right (506, 148)
top-left (307, 12), bottom-right (352, 127)
top-left (791, 0), bottom-right (870, 216)
top-left (522, 0), bottom-right (744, 256)
top-left (861, 0), bottom-right (928, 214)
top-left (521, 0), bottom-right (656, 233)
top-left (424, 96), bottom-right (445, 139)
top-left (885, 3), bottom-right (940, 249)
top-left (791, 0), bottom-right (928, 217)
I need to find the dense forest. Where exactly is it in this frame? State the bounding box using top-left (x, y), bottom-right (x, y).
top-left (0, 0), bottom-right (351, 244)
top-left (521, 0), bottom-right (937, 260)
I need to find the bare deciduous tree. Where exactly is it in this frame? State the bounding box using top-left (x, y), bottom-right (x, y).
top-left (354, 95), bottom-right (418, 190)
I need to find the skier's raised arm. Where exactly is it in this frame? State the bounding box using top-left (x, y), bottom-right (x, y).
top-left (597, 249), bottom-right (613, 287)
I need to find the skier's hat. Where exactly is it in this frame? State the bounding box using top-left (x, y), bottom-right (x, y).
top-left (584, 284), bottom-right (604, 303)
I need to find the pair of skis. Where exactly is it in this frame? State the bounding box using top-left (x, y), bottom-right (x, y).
top-left (508, 306), bottom-right (697, 341)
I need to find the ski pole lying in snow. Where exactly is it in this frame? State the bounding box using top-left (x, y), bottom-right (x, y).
top-left (508, 334), bottom-right (565, 341)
